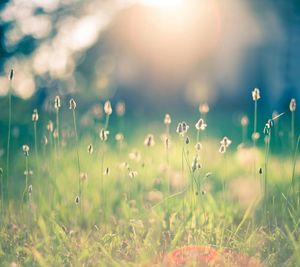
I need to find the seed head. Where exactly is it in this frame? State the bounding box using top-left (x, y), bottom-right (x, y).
top-left (164, 114), bottom-right (171, 125)
top-left (129, 170), bottom-right (138, 178)
top-left (195, 142), bottom-right (202, 151)
top-left (252, 132), bottom-right (260, 141)
top-left (289, 98), bottom-right (296, 112)
top-left (144, 134), bottom-right (155, 147)
top-left (116, 101), bottom-right (125, 116)
top-left (199, 103), bottom-right (209, 114)
top-left (115, 133), bottom-right (124, 142)
top-left (75, 195), bottom-right (80, 204)
top-left (191, 155), bottom-right (200, 172)
top-left (104, 167), bottom-right (110, 176)
top-left (176, 121), bottom-right (189, 136)
top-left (195, 118), bottom-right (207, 131)
top-left (241, 115), bottom-right (249, 126)
top-left (129, 149), bottom-right (141, 161)
top-left (22, 145), bottom-right (30, 156)
top-left (104, 100), bottom-right (112, 115)
top-left (53, 128), bottom-right (59, 139)
top-left (80, 172), bottom-right (88, 181)
top-left (219, 145), bottom-right (226, 154)
top-left (32, 109), bottom-right (39, 122)
top-left (220, 136), bottom-right (232, 148)
top-left (28, 185), bottom-right (33, 194)
top-left (54, 95), bottom-right (61, 110)
top-left (185, 136), bottom-right (190, 145)
top-left (263, 119), bottom-right (273, 136)
top-left (259, 168), bottom-right (263, 175)
top-left (9, 69), bottom-right (14, 81)
top-left (99, 128), bottom-right (109, 141)
top-left (252, 88), bottom-right (260, 101)
top-left (47, 120), bottom-right (54, 132)
top-left (43, 135), bottom-right (48, 145)
top-left (87, 144), bottom-right (93, 154)
top-left (69, 98), bottom-right (76, 110)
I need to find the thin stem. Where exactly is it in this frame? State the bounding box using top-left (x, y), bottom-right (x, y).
top-left (0, 171), bottom-right (3, 216)
top-left (56, 110), bottom-right (60, 148)
top-left (291, 111), bottom-right (295, 151)
top-left (264, 133), bottom-right (271, 220)
top-left (104, 114), bottom-right (110, 131)
top-left (22, 156), bottom-right (29, 203)
top-left (34, 121), bottom-right (39, 175)
top-left (72, 110), bottom-right (81, 204)
top-left (6, 89), bottom-right (12, 200)
top-left (291, 135), bottom-right (300, 193)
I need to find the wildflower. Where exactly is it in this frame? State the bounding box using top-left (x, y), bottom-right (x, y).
top-left (144, 134), bottom-right (155, 147)
top-left (115, 133), bottom-right (124, 142)
top-left (54, 95), bottom-right (61, 110)
top-left (219, 145), bottom-right (226, 154)
top-left (53, 129), bottom-right (59, 139)
top-left (220, 136), bottom-right (232, 148)
top-left (104, 100), bottom-right (112, 115)
top-left (32, 109), bottom-right (39, 122)
top-left (103, 167), bottom-right (110, 176)
top-left (116, 101), bottom-right (125, 116)
top-left (69, 98), bottom-right (76, 110)
top-left (191, 155), bottom-right (201, 172)
top-left (176, 122), bottom-right (189, 136)
top-left (252, 88), bottom-right (260, 101)
top-left (185, 136), bottom-right (190, 145)
top-left (241, 116), bottom-right (249, 126)
top-left (129, 150), bottom-right (141, 161)
top-left (252, 132), bottom-right (260, 141)
top-left (99, 128), bottom-right (109, 141)
top-left (199, 103), bottom-right (209, 114)
top-left (87, 144), bottom-right (93, 154)
top-left (129, 170), bottom-right (138, 178)
top-left (24, 170), bottom-right (33, 176)
top-left (75, 195), bottom-right (80, 204)
top-left (195, 142), bottom-right (202, 151)
top-left (164, 114), bottom-right (171, 125)
top-left (80, 172), bottom-right (88, 181)
top-left (42, 135), bottom-right (48, 145)
top-left (195, 118), bottom-right (207, 131)
top-left (9, 69), bottom-right (14, 80)
top-left (47, 120), bottom-right (54, 132)
top-left (22, 145), bottom-right (29, 156)
top-left (289, 98), bottom-right (296, 112)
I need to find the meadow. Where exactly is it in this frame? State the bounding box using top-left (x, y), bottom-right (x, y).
top-left (0, 76), bottom-right (299, 266)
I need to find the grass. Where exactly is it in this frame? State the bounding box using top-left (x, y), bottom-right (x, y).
top-left (0, 94), bottom-right (299, 266)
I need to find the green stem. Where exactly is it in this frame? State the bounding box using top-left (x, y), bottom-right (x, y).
top-left (6, 90), bottom-right (12, 200)
top-left (72, 110), bottom-right (81, 211)
top-left (56, 110), bottom-right (60, 148)
top-left (291, 111), bottom-right (295, 152)
top-left (34, 121), bottom-right (39, 176)
top-left (291, 135), bottom-right (300, 193)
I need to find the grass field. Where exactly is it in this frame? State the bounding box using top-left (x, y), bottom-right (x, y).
top-left (0, 90), bottom-right (300, 266)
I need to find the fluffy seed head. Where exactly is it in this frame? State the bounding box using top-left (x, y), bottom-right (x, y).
top-left (241, 115), bottom-right (249, 126)
top-left (176, 121), bottom-right (189, 136)
top-left (220, 136), bottom-right (232, 148)
top-left (195, 118), bottom-right (207, 131)
top-left (47, 120), bottom-right (54, 132)
top-left (75, 196), bottom-right (80, 204)
top-left (252, 88), bottom-right (260, 101)
top-left (54, 95), bottom-right (61, 110)
top-left (80, 172), bottom-right (88, 181)
top-left (129, 170), bottom-right (138, 178)
top-left (104, 100), bottom-right (112, 115)
top-left (252, 132), bottom-right (260, 141)
top-left (115, 133), bottom-right (124, 142)
top-left (28, 185), bottom-right (33, 194)
top-left (289, 98), bottom-right (296, 112)
top-left (164, 114), bottom-right (171, 125)
top-left (22, 144), bottom-right (30, 156)
top-left (104, 168), bottom-right (110, 176)
top-left (43, 135), bottom-right (48, 145)
top-left (53, 129), bottom-right (59, 139)
top-left (199, 103), bottom-right (209, 114)
top-left (219, 145), bottom-right (226, 154)
top-left (32, 109), bottom-right (39, 122)
top-left (116, 101), bottom-right (125, 116)
top-left (144, 134), bottom-right (155, 147)
top-left (69, 98), bottom-right (76, 110)
top-left (99, 128), bottom-right (109, 141)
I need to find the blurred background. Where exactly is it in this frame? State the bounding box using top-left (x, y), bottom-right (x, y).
top-left (0, 0), bottom-right (299, 136)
